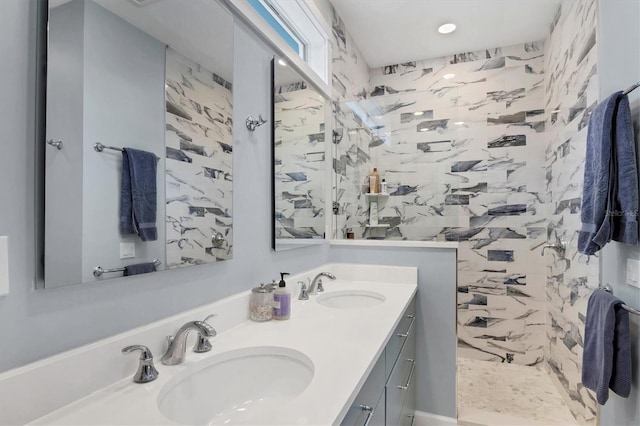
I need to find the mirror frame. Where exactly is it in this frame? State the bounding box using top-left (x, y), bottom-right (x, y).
top-left (270, 56), bottom-right (332, 251)
top-left (34, 0), bottom-right (49, 289)
top-left (270, 57), bottom-right (276, 250)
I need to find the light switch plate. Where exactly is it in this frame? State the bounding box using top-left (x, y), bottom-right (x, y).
top-left (120, 242), bottom-right (135, 259)
top-left (0, 236), bottom-right (9, 297)
top-left (626, 258), bottom-right (640, 288)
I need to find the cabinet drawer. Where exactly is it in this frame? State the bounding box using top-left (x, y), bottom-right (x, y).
top-left (398, 376), bottom-right (416, 426)
top-left (385, 299), bottom-right (416, 379)
top-left (341, 355), bottom-right (385, 426)
top-left (341, 393), bottom-right (384, 426)
top-left (385, 327), bottom-right (416, 426)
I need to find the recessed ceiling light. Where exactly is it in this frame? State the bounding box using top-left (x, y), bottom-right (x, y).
top-left (443, 73), bottom-right (455, 80)
top-left (414, 111), bottom-right (424, 116)
top-left (454, 121), bottom-right (465, 126)
top-left (438, 23), bottom-right (457, 34)
top-left (277, 59), bottom-right (287, 66)
top-left (419, 128), bottom-right (430, 132)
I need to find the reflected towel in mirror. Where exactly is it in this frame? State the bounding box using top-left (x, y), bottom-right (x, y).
top-left (123, 262), bottom-right (157, 276)
top-left (120, 148), bottom-right (158, 241)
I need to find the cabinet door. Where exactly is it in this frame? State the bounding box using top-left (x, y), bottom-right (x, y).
top-left (385, 299), bottom-right (416, 380)
top-left (386, 313), bottom-right (416, 426)
top-left (341, 391), bottom-right (385, 426)
top-left (341, 355), bottom-right (385, 426)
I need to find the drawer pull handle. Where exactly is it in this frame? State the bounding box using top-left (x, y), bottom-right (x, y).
top-left (397, 314), bottom-right (415, 338)
top-left (397, 359), bottom-right (416, 390)
top-left (359, 404), bottom-right (374, 426)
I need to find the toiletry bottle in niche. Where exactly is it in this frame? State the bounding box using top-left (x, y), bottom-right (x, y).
top-left (369, 168), bottom-right (380, 193)
top-left (369, 200), bottom-right (379, 226)
top-left (381, 179), bottom-right (387, 194)
top-left (273, 272), bottom-right (291, 320)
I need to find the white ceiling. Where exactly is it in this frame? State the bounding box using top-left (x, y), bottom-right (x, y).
top-left (330, 0), bottom-right (564, 68)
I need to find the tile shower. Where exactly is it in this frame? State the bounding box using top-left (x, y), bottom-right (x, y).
top-left (330, 0), bottom-right (599, 423)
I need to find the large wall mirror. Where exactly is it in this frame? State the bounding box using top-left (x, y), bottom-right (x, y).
top-left (271, 57), bottom-right (329, 251)
top-left (39, 0), bottom-right (234, 289)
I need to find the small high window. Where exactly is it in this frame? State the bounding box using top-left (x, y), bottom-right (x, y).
top-left (247, 0), bottom-right (329, 83)
top-left (247, 0), bottom-right (306, 59)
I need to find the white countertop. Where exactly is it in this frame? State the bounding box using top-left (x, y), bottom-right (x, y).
top-left (25, 265), bottom-right (417, 425)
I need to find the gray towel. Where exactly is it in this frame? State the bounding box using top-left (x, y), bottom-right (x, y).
top-left (123, 262), bottom-right (157, 276)
top-left (581, 289), bottom-right (631, 404)
top-left (610, 95), bottom-right (639, 245)
top-left (120, 148), bottom-right (157, 241)
top-left (579, 92), bottom-right (638, 255)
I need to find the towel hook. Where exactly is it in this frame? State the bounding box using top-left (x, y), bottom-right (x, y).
top-left (246, 114), bottom-right (267, 131)
top-left (47, 139), bottom-right (63, 150)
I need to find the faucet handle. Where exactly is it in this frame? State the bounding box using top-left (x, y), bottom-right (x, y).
top-left (316, 278), bottom-right (325, 293)
top-left (298, 280), bottom-right (309, 300)
top-left (193, 314), bottom-right (218, 353)
top-left (122, 345), bottom-right (159, 383)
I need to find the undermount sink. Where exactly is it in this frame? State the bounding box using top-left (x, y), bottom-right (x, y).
top-left (157, 346), bottom-right (314, 425)
top-left (316, 290), bottom-right (386, 309)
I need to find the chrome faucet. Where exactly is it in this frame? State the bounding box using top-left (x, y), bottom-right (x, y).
top-left (161, 320), bottom-right (216, 365)
top-left (193, 314), bottom-right (218, 353)
top-left (122, 345), bottom-right (159, 383)
top-left (308, 272), bottom-right (336, 295)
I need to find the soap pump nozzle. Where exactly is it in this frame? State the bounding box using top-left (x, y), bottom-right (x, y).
top-left (279, 272), bottom-right (290, 287)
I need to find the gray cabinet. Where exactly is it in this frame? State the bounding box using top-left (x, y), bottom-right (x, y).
top-left (342, 297), bottom-right (416, 426)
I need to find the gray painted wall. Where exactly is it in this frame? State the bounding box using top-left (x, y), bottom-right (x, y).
top-left (80, 0), bottom-right (166, 283)
top-left (330, 246), bottom-right (458, 418)
top-left (0, 0), bottom-right (330, 374)
top-left (597, 1), bottom-right (640, 424)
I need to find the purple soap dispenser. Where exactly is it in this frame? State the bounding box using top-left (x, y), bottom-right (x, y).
top-left (273, 272), bottom-right (291, 320)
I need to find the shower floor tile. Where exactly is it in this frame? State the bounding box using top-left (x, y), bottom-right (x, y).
top-left (457, 357), bottom-right (577, 426)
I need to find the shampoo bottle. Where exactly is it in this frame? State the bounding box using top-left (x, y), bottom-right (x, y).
top-left (369, 168), bottom-right (380, 193)
top-left (273, 272), bottom-right (291, 320)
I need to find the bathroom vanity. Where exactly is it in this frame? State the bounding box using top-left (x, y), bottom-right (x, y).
top-left (0, 264), bottom-right (417, 425)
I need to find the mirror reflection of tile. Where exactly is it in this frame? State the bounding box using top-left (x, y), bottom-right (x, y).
top-left (165, 49), bottom-right (233, 268)
top-left (274, 76), bottom-right (326, 240)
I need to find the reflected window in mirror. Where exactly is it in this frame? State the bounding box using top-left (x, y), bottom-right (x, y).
top-left (39, 0), bottom-right (234, 288)
top-left (271, 57), bottom-right (328, 251)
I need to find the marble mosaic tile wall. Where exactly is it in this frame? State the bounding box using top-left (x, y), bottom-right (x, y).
top-left (335, 41), bottom-right (550, 366)
top-left (164, 48), bottom-right (233, 268)
top-left (274, 82), bottom-right (326, 239)
top-left (544, 0), bottom-right (599, 423)
top-left (329, 4), bottom-right (373, 238)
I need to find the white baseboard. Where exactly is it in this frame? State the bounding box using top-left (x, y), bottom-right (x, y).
top-left (413, 410), bottom-right (457, 426)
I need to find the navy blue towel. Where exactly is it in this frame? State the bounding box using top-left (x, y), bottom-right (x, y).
top-left (610, 95), bottom-right (639, 245)
top-left (120, 148), bottom-right (157, 241)
top-left (579, 92), bottom-right (639, 255)
top-left (582, 289), bottom-right (631, 404)
top-left (123, 262), bottom-right (157, 276)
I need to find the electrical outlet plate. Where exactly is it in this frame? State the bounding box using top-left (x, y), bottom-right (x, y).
top-left (120, 242), bottom-right (136, 259)
top-left (626, 258), bottom-right (640, 288)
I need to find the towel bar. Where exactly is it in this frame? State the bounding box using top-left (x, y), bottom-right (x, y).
top-left (94, 259), bottom-right (161, 277)
top-left (94, 142), bottom-right (160, 161)
top-left (601, 284), bottom-right (640, 315)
